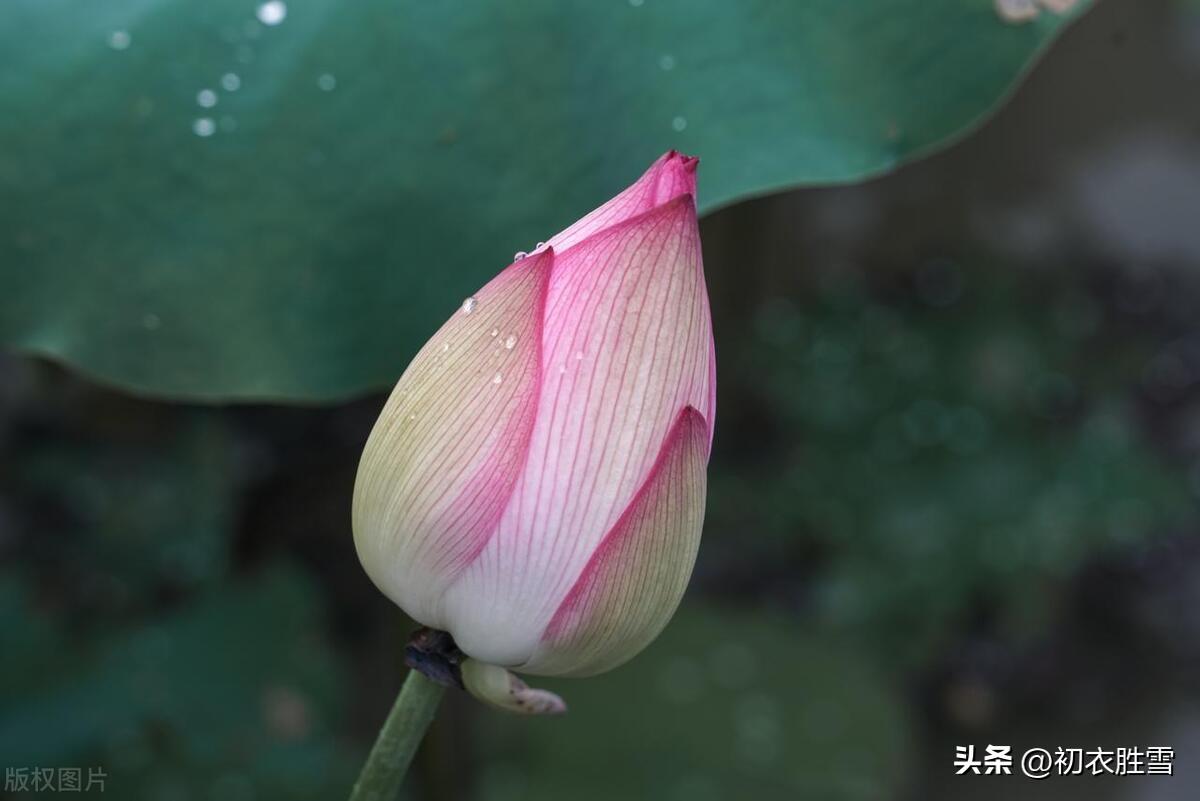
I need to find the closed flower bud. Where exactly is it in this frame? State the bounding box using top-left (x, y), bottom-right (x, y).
top-left (353, 152), bottom-right (715, 712)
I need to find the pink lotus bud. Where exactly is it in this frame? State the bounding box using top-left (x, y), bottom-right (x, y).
top-left (353, 152), bottom-right (715, 710)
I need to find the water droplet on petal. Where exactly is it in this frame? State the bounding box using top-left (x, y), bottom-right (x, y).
top-left (672, 115), bottom-right (688, 132)
top-left (504, 335), bottom-right (517, 349)
top-left (196, 89), bottom-right (218, 108)
top-left (256, 1), bottom-right (288, 26)
top-left (513, 251), bottom-right (527, 261)
top-left (317, 73), bottom-right (337, 92)
top-left (221, 73), bottom-right (241, 92)
top-left (535, 241), bottom-right (546, 250)
top-left (193, 117), bottom-right (216, 137)
top-left (108, 31), bottom-right (131, 51)
top-left (442, 342), bottom-right (450, 353)
top-left (492, 372), bottom-right (503, 385)
top-left (461, 296), bottom-right (477, 314)
top-left (489, 328), bottom-right (499, 337)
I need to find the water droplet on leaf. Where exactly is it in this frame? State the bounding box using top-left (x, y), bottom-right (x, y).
top-left (193, 117), bottom-right (216, 137)
top-left (257, 1), bottom-right (288, 26)
top-left (994, 0), bottom-right (1039, 23)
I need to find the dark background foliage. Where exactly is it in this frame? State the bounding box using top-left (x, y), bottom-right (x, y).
top-left (3, 0), bottom-right (1199, 799)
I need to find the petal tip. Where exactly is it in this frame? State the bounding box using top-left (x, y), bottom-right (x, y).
top-left (678, 404), bottom-right (708, 431)
top-left (672, 404), bottom-right (710, 454)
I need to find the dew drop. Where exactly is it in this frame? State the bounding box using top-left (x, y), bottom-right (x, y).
top-left (108, 30), bottom-right (131, 51)
top-left (193, 117), bottom-right (216, 137)
top-left (442, 342), bottom-right (450, 353)
top-left (489, 328), bottom-right (499, 337)
top-left (317, 73), bottom-right (337, 92)
top-left (672, 115), bottom-right (688, 132)
top-left (221, 73), bottom-right (241, 92)
top-left (256, 1), bottom-right (288, 26)
top-left (994, 0), bottom-right (1039, 23)
top-left (196, 89), bottom-right (218, 108)
top-left (492, 372), bottom-right (503, 385)
top-left (504, 334), bottom-right (517, 350)
top-left (461, 296), bottom-right (477, 314)
top-left (535, 241), bottom-right (546, 250)
top-left (513, 251), bottom-right (527, 261)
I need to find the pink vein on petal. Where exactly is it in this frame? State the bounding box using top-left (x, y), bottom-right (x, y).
top-left (496, 195), bottom-right (711, 623)
top-left (423, 250), bottom-right (556, 578)
top-left (546, 151), bottom-right (699, 256)
top-left (530, 405), bottom-right (709, 675)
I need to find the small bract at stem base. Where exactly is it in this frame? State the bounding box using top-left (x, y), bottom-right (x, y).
top-left (404, 625), bottom-right (568, 715)
top-left (347, 667), bottom-right (445, 801)
top-left (460, 659), bottom-right (568, 715)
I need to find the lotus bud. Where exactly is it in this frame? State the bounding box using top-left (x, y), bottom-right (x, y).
top-left (353, 152), bottom-right (715, 712)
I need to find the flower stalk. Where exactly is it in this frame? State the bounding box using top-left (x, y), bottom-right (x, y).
top-left (347, 669), bottom-right (445, 801)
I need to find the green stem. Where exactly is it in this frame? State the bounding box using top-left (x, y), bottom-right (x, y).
top-left (348, 669), bottom-right (446, 801)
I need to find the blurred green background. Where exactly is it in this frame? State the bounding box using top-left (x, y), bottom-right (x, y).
top-left (3, 0), bottom-right (1200, 799)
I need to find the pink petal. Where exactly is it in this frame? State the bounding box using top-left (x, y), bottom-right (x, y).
top-left (440, 195), bottom-right (714, 666)
top-left (545, 150), bottom-right (699, 255)
top-left (526, 406), bottom-right (709, 676)
top-left (352, 250), bottom-right (552, 627)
